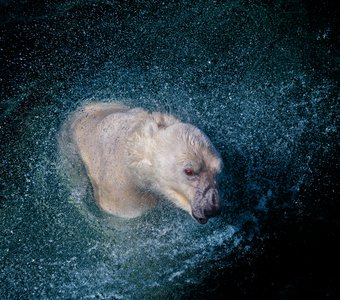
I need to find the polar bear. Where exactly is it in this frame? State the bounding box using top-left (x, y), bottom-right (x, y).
top-left (60, 102), bottom-right (223, 224)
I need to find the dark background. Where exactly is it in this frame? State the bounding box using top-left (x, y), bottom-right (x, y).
top-left (1, 0), bottom-right (339, 298)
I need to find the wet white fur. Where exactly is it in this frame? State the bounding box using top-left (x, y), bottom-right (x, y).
top-left (60, 102), bottom-right (222, 218)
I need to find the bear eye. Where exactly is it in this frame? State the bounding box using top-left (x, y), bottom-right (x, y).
top-left (184, 168), bottom-right (194, 176)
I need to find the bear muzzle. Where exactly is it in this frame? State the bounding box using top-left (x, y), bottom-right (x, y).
top-left (191, 187), bottom-right (221, 224)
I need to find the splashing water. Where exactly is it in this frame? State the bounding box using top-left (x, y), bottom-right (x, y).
top-left (1, 0), bottom-right (337, 298)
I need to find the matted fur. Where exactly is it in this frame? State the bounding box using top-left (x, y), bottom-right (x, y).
top-left (59, 102), bottom-right (222, 221)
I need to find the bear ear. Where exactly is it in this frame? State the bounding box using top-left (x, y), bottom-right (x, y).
top-left (151, 112), bottom-right (178, 129)
top-left (143, 120), bottom-right (159, 138)
top-left (143, 113), bottom-right (179, 138)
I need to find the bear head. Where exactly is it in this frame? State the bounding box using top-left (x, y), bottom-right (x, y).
top-left (132, 115), bottom-right (223, 224)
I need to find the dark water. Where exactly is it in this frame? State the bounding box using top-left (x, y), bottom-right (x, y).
top-left (1, 0), bottom-right (338, 299)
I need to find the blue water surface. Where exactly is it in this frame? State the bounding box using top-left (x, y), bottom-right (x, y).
top-left (1, 0), bottom-right (338, 299)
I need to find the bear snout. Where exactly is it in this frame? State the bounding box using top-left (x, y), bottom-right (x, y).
top-left (204, 192), bottom-right (221, 217)
top-left (192, 188), bottom-right (221, 224)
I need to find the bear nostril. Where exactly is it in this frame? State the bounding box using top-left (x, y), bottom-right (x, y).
top-left (198, 217), bottom-right (208, 224)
